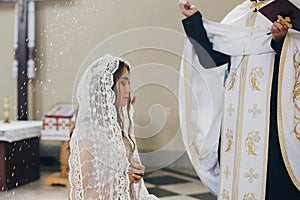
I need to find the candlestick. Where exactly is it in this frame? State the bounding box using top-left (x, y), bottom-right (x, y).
top-left (4, 97), bottom-right (10, 123)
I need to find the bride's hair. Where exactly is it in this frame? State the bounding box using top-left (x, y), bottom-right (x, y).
top-left (112, 61), bottom-right (136, 154)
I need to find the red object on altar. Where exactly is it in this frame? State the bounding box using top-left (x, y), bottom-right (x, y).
top-left (41, 103), bottom-right (78, 141)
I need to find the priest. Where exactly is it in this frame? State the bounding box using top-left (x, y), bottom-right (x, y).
top-left (178, 0), bottom-right (300, 199)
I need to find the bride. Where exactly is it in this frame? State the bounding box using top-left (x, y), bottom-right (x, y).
top-left (68, 54), bottom-right (158, 200)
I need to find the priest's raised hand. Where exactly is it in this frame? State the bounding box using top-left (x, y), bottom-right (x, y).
top-left (178, 1), bottom-right (198, 17)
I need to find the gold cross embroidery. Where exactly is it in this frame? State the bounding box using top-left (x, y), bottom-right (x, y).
top-left (227, 103), bottom-right (235, 117)
top-left (224, 166), bottom-right (231, 179)
top-left (248, 104), bottom-right (262, 118)
top-left (244, 168), bottom-right (259, 183)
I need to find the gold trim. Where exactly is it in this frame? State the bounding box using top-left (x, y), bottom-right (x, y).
top-left (246, 11), bottom-right (258, 28)
top-left (292, 48), bottom-right (300, 142)
top-left (228, 69), bottom-right (237, 91)
top-left (277, 34), bottom-right (300, 190)
top-left (261, 53), bottom-right (274, 199)
top-left (233, 11), bottom-right (258, 199)
top-left (218, 74), bottom-right (229, 199)
top-left (232, 55), bottom-right (249, 199)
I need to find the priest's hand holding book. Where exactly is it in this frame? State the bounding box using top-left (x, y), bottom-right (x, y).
top-left (270, 20), bottom-right (289, 42)
top-left (259, 0), bottom-right (300, 41)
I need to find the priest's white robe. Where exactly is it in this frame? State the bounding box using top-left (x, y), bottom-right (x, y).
top-left (179, 0), bottom-right (300, 199)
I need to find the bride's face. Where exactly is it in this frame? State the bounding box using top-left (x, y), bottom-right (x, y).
top-left (115, 68), bottom-right (132, 106)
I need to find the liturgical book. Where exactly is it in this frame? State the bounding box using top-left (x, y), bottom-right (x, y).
top-left (259, 0), bottom-right (300, 31)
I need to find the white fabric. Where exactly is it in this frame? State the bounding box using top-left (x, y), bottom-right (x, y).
top-left (216, 3), bottom-right (276, 199)
top-left (0, 120), bottom-right (41, 142)
top-left (221, 51), bottom-right (274, 200)
top-left (278, 32), bottom-right (300, 190)
top-left (203, 19), bottom-right (273, 56)
top-left (179, 39), bottom-right (226, 196)
top-left (68, 54), bottom-right (158, 200)
top-left (290, 0), bottom-right (300, 9)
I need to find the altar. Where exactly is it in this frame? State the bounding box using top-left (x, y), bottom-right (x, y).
top-left (0, 121), bottom-right (41, 190)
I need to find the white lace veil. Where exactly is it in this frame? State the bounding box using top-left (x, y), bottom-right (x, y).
top-left (69, 54), bottom-right (133, 199)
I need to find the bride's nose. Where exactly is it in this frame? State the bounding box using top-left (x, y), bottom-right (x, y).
top-left (127, 85), bottom-right (132, 93)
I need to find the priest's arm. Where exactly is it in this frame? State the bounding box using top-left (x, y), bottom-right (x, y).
top-left (182, 11), bottom-right (230, 68)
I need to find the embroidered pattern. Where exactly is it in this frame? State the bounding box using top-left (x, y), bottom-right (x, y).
top-left (243, 193), bottom-right (257, 200)
top-left (248, 104), bottom-right (262, 119)
top-left (249, 0), bottom-right (265, 12)
top-left (221, 189), bottom-right (230, 200)
top-left (224, 166), bottom-right (231, 179)
top-left (225, 129), bottom-right (234, 152)
top-left (228, 70), bottom-right (237, 91)
top-left (249, 67), bottom-right (264, 91)
top-left (245, 131), bottom-right (261, 156)
top-left (244, 168), bottom-right (259, 183)
top-left (293, 57), bottom-right (300, 142)
top-left (227, 103), bottom-right (235, 117)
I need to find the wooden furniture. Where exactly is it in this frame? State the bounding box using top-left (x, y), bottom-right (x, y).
top-left (44, 141), bottom-right (70, 188)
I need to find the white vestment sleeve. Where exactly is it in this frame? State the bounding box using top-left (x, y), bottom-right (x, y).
top-left (179, 39), bottom-right (226, 196)
top-left (203, 19), bottom-right (273, 56)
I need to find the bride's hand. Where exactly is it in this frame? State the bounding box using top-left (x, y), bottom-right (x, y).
top-left (178, 1), bottom-right (198, 17)
top-left (128, 160), bottom-right (145, 184)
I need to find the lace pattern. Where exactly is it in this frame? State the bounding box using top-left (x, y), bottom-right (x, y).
top-left (69, 54), bottom-right (158, 200)
top-left (69, 54), bottom-right (131, 199)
